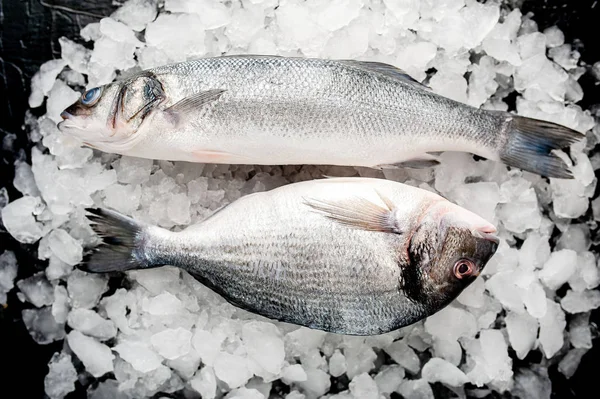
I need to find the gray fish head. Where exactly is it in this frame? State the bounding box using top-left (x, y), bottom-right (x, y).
top-left (57, 72), bottom-right (165, 153)
top-left (402, 201), bottom-right (499, 314)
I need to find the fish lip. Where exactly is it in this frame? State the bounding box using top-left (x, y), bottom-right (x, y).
top-left (60, 111), bottom-right (73, 120)
top-left (471, 228), bottom-right (500, 245)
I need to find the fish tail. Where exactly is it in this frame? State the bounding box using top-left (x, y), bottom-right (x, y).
top-left (499, 115), bottom-right (584, 179)
top-left (81, 208), bottom-right (154, 273)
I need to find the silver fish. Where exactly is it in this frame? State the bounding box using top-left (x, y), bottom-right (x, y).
top-left (58, 55), bottom-right (583, 178)
top-left (82, 177), bottom-right (499, 335)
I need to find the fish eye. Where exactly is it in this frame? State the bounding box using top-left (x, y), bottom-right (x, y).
top-left (81, 87), bottom-right (101, 106)
top-left (453, 259), bottom-right (474, 279)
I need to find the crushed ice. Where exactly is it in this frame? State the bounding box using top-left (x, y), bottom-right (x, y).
top-left (1, 0), bottom-right (598, 398)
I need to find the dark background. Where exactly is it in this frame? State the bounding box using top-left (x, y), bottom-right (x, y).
top-left (0, 0), bottom-right (599, 397)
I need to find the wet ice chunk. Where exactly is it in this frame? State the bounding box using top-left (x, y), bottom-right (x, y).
top-left (374, 364), bottom-right (404, 395)
top-left (17, 272), bottom-right (54, 307)
top-left (112, 0), bottom-right (158, 32)
top-left (48, 229), bottom-right (83, 266)
top-left (539, 250), bottom-right (577, 291)
top-left (67, 270), bottom-right (108, 309)
top-left (67, 308), bottom-right (117, 340)
top-left (0, 250), bottom-right (18, 304)
top-left (151, 327), bottom-right (193, 360)
top-left (114, 341), bottom-right (163, 373)
top-left (281, 364), bottom-right (307, 383)
top-left (242, 321), bottom-right (285, 375)
top-left (349, 372), bottom-right (379, 399)
top-left (396, 378), bottom-right (434, 399)
top-left (22, 307), bottom-right (65, 344)
top-left (114, 157), bottom-right (153, 185)
top-left (383, 339), bottom-right (420, 374)
top-left (296, 368), bottom-right (331, 397)
top-left (505, 311), bottom-right (538, 359)
top-left (190, 366), bottom-right (217, 399)
top-left (569, 313), bottom-right (592, 349)
top-left (67, 330), bottom-right (115, 377)
top-left (558, 348), bottom-right (588, 379)
top-left (539, 300), bottom-right (566, 358)
top-left (561, 290), bottom-right (600, 313)
top-left (214, 352), bottom-right (253, 389)
top-left (28, 59), bottom-right (68, 108)
top-left (422, 357), bottom-right (469, 387)
top-left (329, 349), bottom-right (347, 377)
top-left (1, 196), bottom-right (44, 243)
top-left (44, 352), bottom-right (77, 399)
top-left (513, 366), bottom-right (552, 399)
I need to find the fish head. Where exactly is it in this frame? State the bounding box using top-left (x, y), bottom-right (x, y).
top-left (57, 72), bottom-right (166, 153)
top-left (404, 200), bottom-right (498, 311)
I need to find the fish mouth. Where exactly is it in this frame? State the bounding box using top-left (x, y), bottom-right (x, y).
top-left (60, 110), bottom-right (73, 120)
top-left (471, 229), bottom-right (500, 247)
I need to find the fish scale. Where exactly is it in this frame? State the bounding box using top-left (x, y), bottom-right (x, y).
top-left (60, 55), bottom-right (584, 178)
top-left (80, 178), bottom-right (499, 335)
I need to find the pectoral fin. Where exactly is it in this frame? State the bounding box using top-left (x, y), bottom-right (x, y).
top-left (164, 89), bottom-right (225, 126)
top-left (376, 153), bottom-right (441, 170)
top-left (303, 191), bottom-right (401, 234)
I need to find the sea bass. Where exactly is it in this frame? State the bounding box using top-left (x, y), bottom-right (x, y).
top-left (82, 177), bottom-right (498, 335)
top-left (58, 56), bottom-right (583, 178)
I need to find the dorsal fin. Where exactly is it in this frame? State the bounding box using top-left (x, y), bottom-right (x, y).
top-left (339, 60), bottom-right (430, 90)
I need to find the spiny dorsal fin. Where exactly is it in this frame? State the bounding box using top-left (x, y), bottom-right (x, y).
top-left (303, 190), bottom-right (402, 234)
top-left (339, 60), bottom-right (430, 90)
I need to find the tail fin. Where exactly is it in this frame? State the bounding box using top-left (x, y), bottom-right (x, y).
top-left (500, 115), bottom-right (584, 179)
top-left (81, 208), bottom-right (149, 273)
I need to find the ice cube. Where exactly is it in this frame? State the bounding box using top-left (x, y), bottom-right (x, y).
top-left (51, 285), bottom-right (70, 324)
top-left (349, 372), bottom-right (379, 399)
top-left (46, 80), bottom-right (81, 123)
top-left (422, 357), bottom-right (469, 387)
top-left (87, 380), bottom-right (128, 399)
top-left (538, 299), bottom-right (566, 358)
top-left (112, 0), bottom-right (158, 32)
top-left (48, 229), bottom-right (83, 266)
top-left (214, 352), bottom-right (253, 389)
top-left (114, 156), bottom-right (153, 185)
top-left (383, 339), bottom-right (420, 374)
top-left (14, 161), bottom-right (40, 197)
top-left (568, 313), bottom-right (592, 349)
top-left (67, 308), bottom-right (117, 340)
top-left (296, 368), bottom-right (331, 398)
top-left (432, 338), bottom-right (462, 366)
top-left (44, 352), bottom-right (77, 399)
top-left (424, 306), bottom-right (478, 342)
top-left (465, 329), bottom-right (512, 391)
top-left (522, 280), bottom-right (548, 318)
top-left (28, 59), bottom-right (68, 108)
top-left (539, 249), bottom-right (577, 291)
top-left (329, 349), bottom-right (347, 377)
top-left (519, 233), bottom-right (551, 270)
top-left (374, 364), bottom-right (404, 395)
top-left (561, 290), bottom-right (600, 313)
top-left (22, 307), bottom-right (65, 344)
top-left (17, 272), bottom-right (54, 308)
top-left (67, 270), bottom-right (108, 309)
top-left (281, 364), bottom-right (307, 383)
top-left (151, 327), bottom-right (193, 360)
top-left (396, 379), bottom-right (434, 399)
top-left (192, 328), bottom-right (224, 367)
top-left (543, 26), bottom-right (565, 48)
top-left (558, 348), bottom-right (588, 379)
top-left (505, 311), bottom-right (538, 359)
top-left (114, 341), bottom-right (163, 373)
top-left (165, 0), bottom-right (231, 29)
top-left (67, 330), bottom-right (114, 377)
top-left (513, 366), bottom-right (551, 399)
top-left (145, 14), bottom-right (206, 62)
top-left (0, 250), bottom-right (18, 304)
top-left (190, 366), bottom-right (217, 399)
top-left (167, 193), bottom-right (191, 225)
top-left (242, 321), bottom-right (285, 375)
top-left (46, 255), bottom-right (73, 281)
top-left (103, 183), bottom-right (141, 214)
top-left (1, 196), bottom-right (44, 243)
top-left (285, 327), bottom-right (327, 357)
top-left (485, 272), bottom-right (525, 313)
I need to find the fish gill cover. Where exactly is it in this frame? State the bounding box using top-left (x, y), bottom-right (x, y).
top-left (0, 0), bottom-right (599, 398)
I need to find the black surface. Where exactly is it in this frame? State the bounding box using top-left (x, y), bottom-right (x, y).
top-left (0, 0), bottom-right (599, 398)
